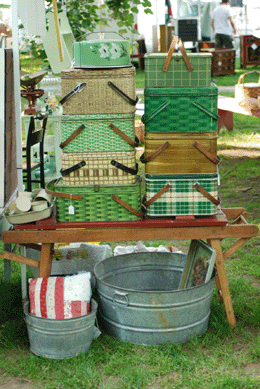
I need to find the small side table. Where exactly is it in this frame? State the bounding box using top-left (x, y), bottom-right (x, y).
top-left (21, 110), bottom-right (62, 178)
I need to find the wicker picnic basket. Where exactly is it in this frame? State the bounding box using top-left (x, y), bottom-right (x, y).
top-left (145, 52), bottom-right (212, 88)
top-left (143, 85), bottom-right (219, 133)
top-left (144, 174), bottom-right (219, 217)
top-left (60, 66), bottom-right (137, 115)
top-left (45, 177), bottom-right (142, 222)
top-left (60, 113), bottom-right (136, 153)
top-left (141, 132), bottom-right (220, 175)
top-left (61, 151), bottom-right (138, 185)
top-left (235, 71), bottom-right (260, 109)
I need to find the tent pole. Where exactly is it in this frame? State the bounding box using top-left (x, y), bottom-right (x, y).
top-left (11, 0), bottom-right (23, 191)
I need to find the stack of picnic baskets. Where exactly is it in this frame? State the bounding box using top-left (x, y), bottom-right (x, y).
top-left (141, 36), bottom-right (221, 218)
top-left (47, 34), bottom-right (143, 222)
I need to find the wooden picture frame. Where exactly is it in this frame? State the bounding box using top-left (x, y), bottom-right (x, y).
top-left (179, 240), bottom-right (216, 289)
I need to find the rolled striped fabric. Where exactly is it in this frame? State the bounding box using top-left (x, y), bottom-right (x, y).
top-left (29, 272), bottom-right (91, 319)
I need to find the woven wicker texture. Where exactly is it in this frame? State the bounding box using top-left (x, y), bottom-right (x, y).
top-left (235, 71), bottom-right (260, 109)
top-left (143, 86), bottom-right (218, 133)
top-left (144, 132), bottom-right (218, 174)
top-left (55, 177), bottom-right (142, 222)
top-left (61, 114), bottom-right (135, 152)
top-left (145, 174), bottom-right (218, 216)
top-left (61, 67), bottom-right (136, 114)
top-left (61, 151), bottom-right (137, 185)
top-left (145, 53), bottom-right (212, 88)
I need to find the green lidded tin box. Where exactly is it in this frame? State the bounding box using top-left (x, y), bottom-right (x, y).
top-left (61, 113), bottom-right (135, 153)
top-left (74, 37), bottom-right (130, 68)
top-left (52, 176), bottom-right (142, 222)
top-left (143, 85), bottom-right (219, 133)
top-left (145, 174), bottom-right (219, 217)
top-left (144, 53), bottom-right (212, 88)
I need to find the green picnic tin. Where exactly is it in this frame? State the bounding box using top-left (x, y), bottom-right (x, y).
top-left (53, 177), bottom-right (142, 222)
top-left (61, 113), bottom-right (135, 153)
top-left (144, 53), bottom-right (212, 88)
top-left (145, 174), bottom-right (219, 216)
top-left (143, 85), bottom-right (219, 133)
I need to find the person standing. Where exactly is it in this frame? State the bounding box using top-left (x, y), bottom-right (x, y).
top-left (211, 0), bottom-right (236, 49)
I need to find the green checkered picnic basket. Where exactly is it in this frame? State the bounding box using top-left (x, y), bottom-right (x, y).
top-left (143, 85), bottom-right (219, 133)
top-left (61, 150), bottom-right (138, 185)
top-left (61, 113), bottom-right (136, 153)
top-left (145, 53), bottom-right (212, 88)
top-left (46, 176), bottom-right (142, 222)
top-left (60, 66), bottom-right (137, 115)
top-left (144, 174), bottom-right (219, 216)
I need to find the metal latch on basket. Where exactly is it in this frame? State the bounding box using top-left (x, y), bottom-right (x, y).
top-left (60, 161), bottom-right (86, 176)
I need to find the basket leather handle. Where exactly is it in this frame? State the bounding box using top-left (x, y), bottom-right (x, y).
top-left (109, 123), bottom-right (138, 147)
top-left (142, 101), bottom-right (170, 124)
top-left (112, 194), bottom-right (143, 218)
top-left (140, 141), bottom-right (170, 163)
top-left (194, 183), bottom-right (220, 205)
top-left (163, 35), bottom-right (194, 72)
top-left (45, 179), bottom-right (83, 200)
top-left (108, 81), bottom-right (139, 106)
top-left (111, 160), bottom-right (139, 175)
top-left (193, 141), bottom-right (221, 165)
top-left (60, 160), bottom-right (86, 176)
top-left (237, 70), bottom-right (260, 85)
top-left (144, 184), bottom-right (171, 207)
top-left (59, 124), bottom-right (86, 149)
top-left (191, 100), bottom-right (220, 120)
top-left (60, 83), bottom-right (86, 105)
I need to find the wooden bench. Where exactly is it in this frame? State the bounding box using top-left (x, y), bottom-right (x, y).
top-left (218, 95), bottom-right (260, 132)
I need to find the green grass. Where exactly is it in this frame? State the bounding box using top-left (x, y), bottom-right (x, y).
top-left (0, 55), bottom-right (259, 389)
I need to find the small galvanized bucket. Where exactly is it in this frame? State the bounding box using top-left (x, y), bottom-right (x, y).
top-left (24, 299), bottom-right (98, 359)
top-left (94, 252), bottom-right (215, 346)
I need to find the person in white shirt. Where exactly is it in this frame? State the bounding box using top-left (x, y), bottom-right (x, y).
top-left (211, 0), bottom-right (236, 48)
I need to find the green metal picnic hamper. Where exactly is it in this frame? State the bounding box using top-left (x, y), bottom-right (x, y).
top-left (144, 174), bottom-right (219, 217)
top-left (47, 177), bottom-right (142, 222)
top-left (145, 53), bottom-right (212, 88)
top-left (60, 113), bottom-right (136, 153)
top-left (61, 150), bottom-right (138, 185)
top-left (60, 66), bottom-right (137, 115)
top-left (141, 131), bottom-right (220, 175)
top-left (143, 85), bottom-right (219, 133)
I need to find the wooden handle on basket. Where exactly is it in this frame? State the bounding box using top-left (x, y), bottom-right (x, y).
top-left (59, 124), bottom-right (86, 149)
top-left (45, 179), bottom-right (83, 200)
top-left (237, 70), bottom-right (260, 85)
top-left (163, 36), bottom-right (193, 72)
top-left (112, 194), bottom-right (143, 218)
top-left (140, 142), bottom-right (170, 163)
top-left (144, 184), bottom-right (171, 208)
top-left (193, 141), bottom-right (221, 165)
top-left (194, 183), bottom-right (220, 205)
top-left (109, 123), bottom-right (138, 147)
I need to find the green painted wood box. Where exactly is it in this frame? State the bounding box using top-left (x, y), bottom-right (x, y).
top-left (144, 53), bottom-right (212, 88)
top-left (143, 85), bottom-right (219, 133)
top-left (145, 174), bottom-right (219, 216)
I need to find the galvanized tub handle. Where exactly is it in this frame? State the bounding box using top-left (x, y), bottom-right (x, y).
top-left (113, 291), bottom-right (129, 306)
top-left (191, 100), bottom-right (220, 121)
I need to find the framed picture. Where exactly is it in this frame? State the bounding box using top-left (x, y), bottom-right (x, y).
top-left (179, 240), bottom-right (216, 289)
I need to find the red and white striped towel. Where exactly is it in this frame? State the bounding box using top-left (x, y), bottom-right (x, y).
top-left (29, 272), bottom-right (91, 319)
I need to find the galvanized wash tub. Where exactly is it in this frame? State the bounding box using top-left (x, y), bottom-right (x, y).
top-left (94, 253), bottom-right (215, 346)
top-left (24, 299), bottom-right (97, 359)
